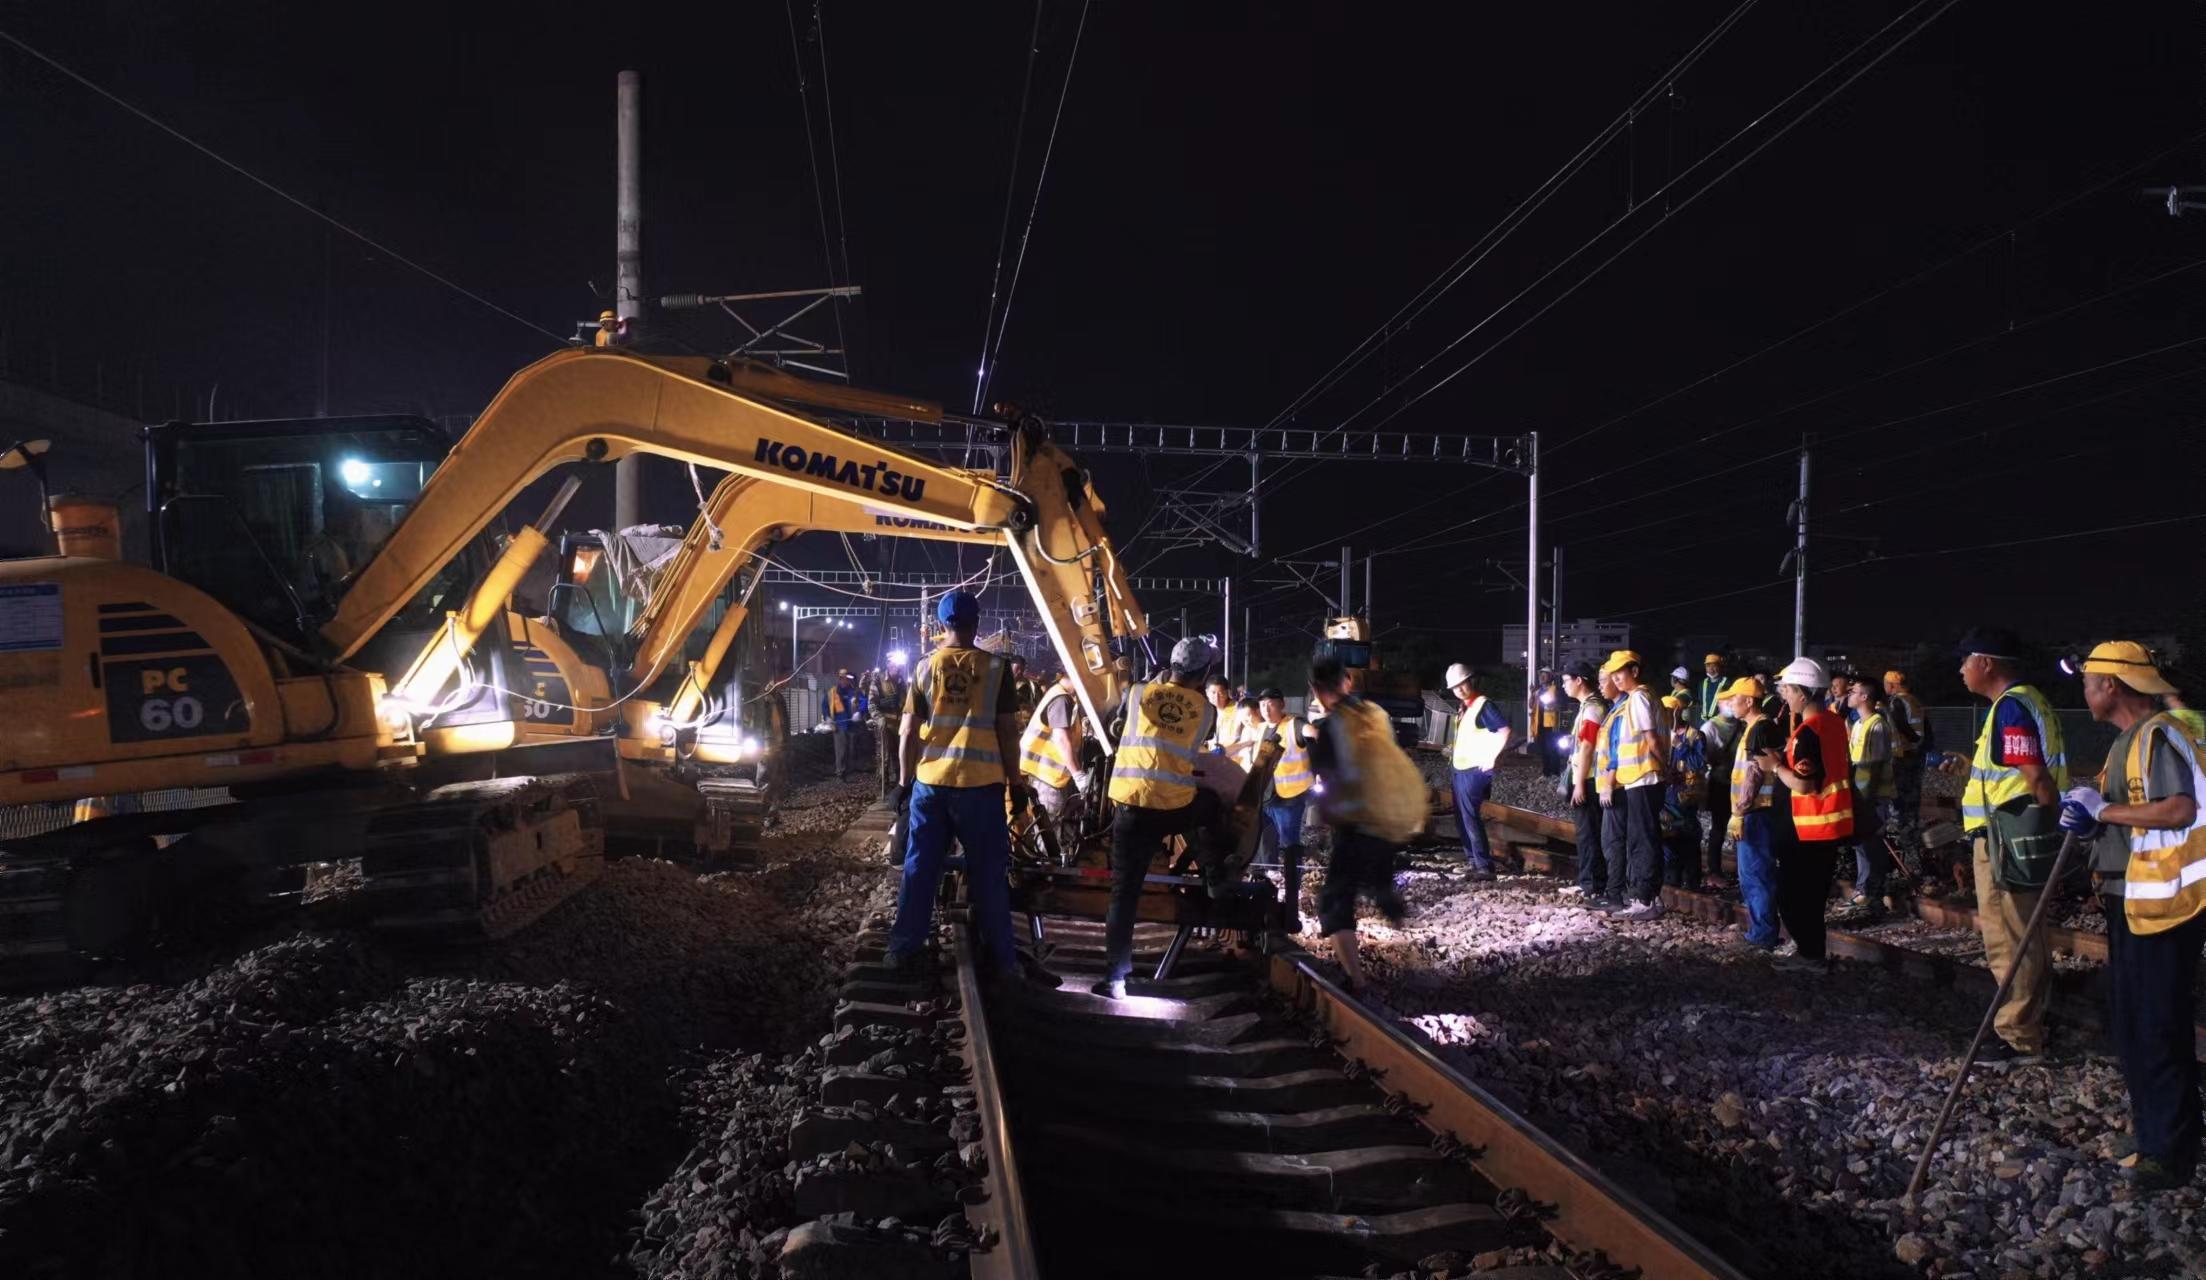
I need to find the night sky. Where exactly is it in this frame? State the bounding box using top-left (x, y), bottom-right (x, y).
top-left (4, 1), bottom-right (2202, 679)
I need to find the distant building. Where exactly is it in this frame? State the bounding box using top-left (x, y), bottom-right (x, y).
top-left (1502, 618), bottom-right (1632, 672)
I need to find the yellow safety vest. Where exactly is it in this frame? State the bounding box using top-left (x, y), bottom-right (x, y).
top-left (913, 646), bottom-right (1008, 787)
top-left (1850, 711), bottom-right (1895, 801)
top-left (2111, 712), bottom-right (2206, 934)
top-left (1108, 680), bottom-right (1212, 810)
top-left (2170, 708), bottom-right (2206, 738)
top-left (1451, 695), bottom-right (1507, 771)
top-left (1609, 688), bottom-right (1663, 787)
top-left (1730, 719), bottom-right (1776, 814)
top-left (1017, 686), bottom-right (1078, 790)
top-left (1961, 684), bottom-right (2069, 833)
top-left (1271, 716), bottom-right (1313, 799)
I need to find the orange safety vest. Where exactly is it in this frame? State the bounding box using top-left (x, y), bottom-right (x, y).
top-left (1787, 708), bottom-right (1855, 842)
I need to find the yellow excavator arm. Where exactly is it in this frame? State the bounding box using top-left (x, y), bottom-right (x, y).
top-left (335, 348), bottom-right (1150, 750)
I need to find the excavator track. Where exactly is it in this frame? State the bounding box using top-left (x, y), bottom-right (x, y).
top-left (358, 773), bottom-right (605, 941)
top-left (695, 774), bottom-right (768, 860)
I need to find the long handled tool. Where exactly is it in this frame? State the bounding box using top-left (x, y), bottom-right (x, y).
top-left (1904, 831), bottom-right (2080, 1200)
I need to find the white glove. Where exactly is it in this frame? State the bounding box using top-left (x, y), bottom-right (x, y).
top-left (2064, 786), bottom-right (2108, 820)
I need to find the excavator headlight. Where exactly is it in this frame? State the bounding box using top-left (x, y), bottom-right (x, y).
top-left (740, 735), bottom-right (760, 758)
top-left (645, 711), bottom-right (675, 746)
top-left (377, 695), bottom-right (415, 734)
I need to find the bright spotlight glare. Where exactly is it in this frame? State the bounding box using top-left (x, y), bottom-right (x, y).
top-left (340, 457), bottom-right (370, 486)
top-left (887, 649), bottom-right (908, 668)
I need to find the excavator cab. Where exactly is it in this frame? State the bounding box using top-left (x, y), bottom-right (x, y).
top-left (145, 416), bottom-right (459, 645)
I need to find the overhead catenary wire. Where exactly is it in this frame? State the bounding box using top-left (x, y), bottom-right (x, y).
top-left (974, 0), bottom-right (1094, 415)
top-left (1261, 0), bottom-right (1958, 508)
top-left (0, 27), bottom-right (567, 343)
top-left (1377, 321), bottom-right (2206, 560)
top-left (783, 0), bottom-right (852, 364)
top-left (970, 0), bottom-right (1051, 414)
top-left (1257, 0), bottom-right (1763, 445)
top-left (1337, 0), bottom-right (1970, 445)
top-left (1599, 511), bottom-right (2206, 623)
top-left (1541, 123), bottom-right (2206, 460)
top-left (1270, 251), bottom-right (2206, 567)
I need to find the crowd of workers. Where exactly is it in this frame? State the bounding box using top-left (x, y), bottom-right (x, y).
top-left (862, 591), bottom-right (2206, 1193)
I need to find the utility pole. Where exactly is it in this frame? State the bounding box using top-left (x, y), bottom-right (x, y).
top-left (1247, 450), bottom-right (1261, 557)
top-left (1364, 556), bottom-right (1375, 628)
top-left (613, 70), bottom-right (645, 530)
top-left (1549, 545), bottom-right (1563, 673)
top-left (1339, 545), bottom-right (1352, 618)
top-left (1792, 438), bottom-right (1811, 658)
top-left (1525, 430), bottom-right (1540, 735)
top-left (1222, 577), bottom-right (1233, 683)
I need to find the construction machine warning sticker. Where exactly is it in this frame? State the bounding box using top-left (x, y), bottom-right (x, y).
top-left (103, 654), bottom-right (249, 743)
top-left (0, 583), bottom-right (62, 652)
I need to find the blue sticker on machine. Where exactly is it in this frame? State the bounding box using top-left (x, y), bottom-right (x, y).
top-left (0, 583), bottom-right (63, 653)
top-left (104, 654), bottom-right (250, 743)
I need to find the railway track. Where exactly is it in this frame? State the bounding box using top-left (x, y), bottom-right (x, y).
top-left (917, 913), bottom-right (1751, 1280)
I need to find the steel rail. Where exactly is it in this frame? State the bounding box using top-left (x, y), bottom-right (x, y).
top-left (1266, 952), bottom-right (1753, 1280)
top-left (949, 924), bottom-right (1042, 1280)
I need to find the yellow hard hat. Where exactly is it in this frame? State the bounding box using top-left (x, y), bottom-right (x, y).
top-left (1660, 694), bottom-right (1684, 710)
top-left (1598, 649), bottom-right (1644, 675)
top-left (2081, 641), bottom-right (2176, 695)
top-left (1703, 652), bottom-right (1723, 665)
top-left (1717, 676), bottom-right (1766, 701)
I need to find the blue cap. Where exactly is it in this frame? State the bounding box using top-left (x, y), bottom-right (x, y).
top-left (937, 590), bottom-right (980, 626)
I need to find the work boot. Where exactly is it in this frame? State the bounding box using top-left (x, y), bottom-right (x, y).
top-left (1089, 977), bottom-right (1127, 1000)
top-left (2128, 1156), bottom-right (2197, 1193)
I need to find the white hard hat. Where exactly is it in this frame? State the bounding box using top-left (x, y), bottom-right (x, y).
top-left (1670, 666), bottom-right (1691, 681)
top-left (1776, 657), bottom-right (1829, 689)
top-left (1444, 663), bottom-right (1475, 691)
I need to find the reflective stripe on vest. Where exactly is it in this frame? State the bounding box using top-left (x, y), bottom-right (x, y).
top-left (2119, 715), bottom-right (2206, 933)
top-left (1788, 709), bottom-right (1856, 841)
top-left (1961, 685), bottom-right (2070, 832)
top-left (1272, 717), bottom-right (1313, 798)
top-left (914, 647), bottom-right (1006, 787)
top-left (1850, 712), bottom-right (1895, 801)
top-left (1730, 718), bottom-right (1776, 813)
top-left (1109, 682), bottom-right (1212, 810)
top-left (1017, 687), bottom-right (1077, 789)
top-left (1612, 689), bottom-right (1662, 787)
top-left (1452, 695), bottom-right (1507, 771)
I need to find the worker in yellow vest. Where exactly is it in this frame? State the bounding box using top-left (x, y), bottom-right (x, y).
top-left (2060, 641), bottom-right (2206, 1191)
top-left (884, 591), bottom-right (1058, 988)
top-left (1939, 626), bottom-right (2067, 1065)
top-left (1596, 650), bottom-right (1669, 920)
top-left (1253, 688), bottom-right (1315, 932)
top-left (1843, 679), bottom-right (1897, 918)
top-left (1202, 674), bottom-right (1242, 760)
top-left (1094, 637), bottom-right (1222, 999)
top-left (1444, 662), bottom-right (1510, 883)
top-left (1017, 671), bottom-right (1086, 864)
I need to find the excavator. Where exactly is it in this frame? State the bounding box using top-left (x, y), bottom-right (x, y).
top-left (0, 347), bottom-right (1155, 978)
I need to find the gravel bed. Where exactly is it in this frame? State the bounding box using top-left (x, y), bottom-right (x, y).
top-left (0, 757), bottom-right (894, 1279)
top-left (1314, 856), bottom-right (2203, 1279)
